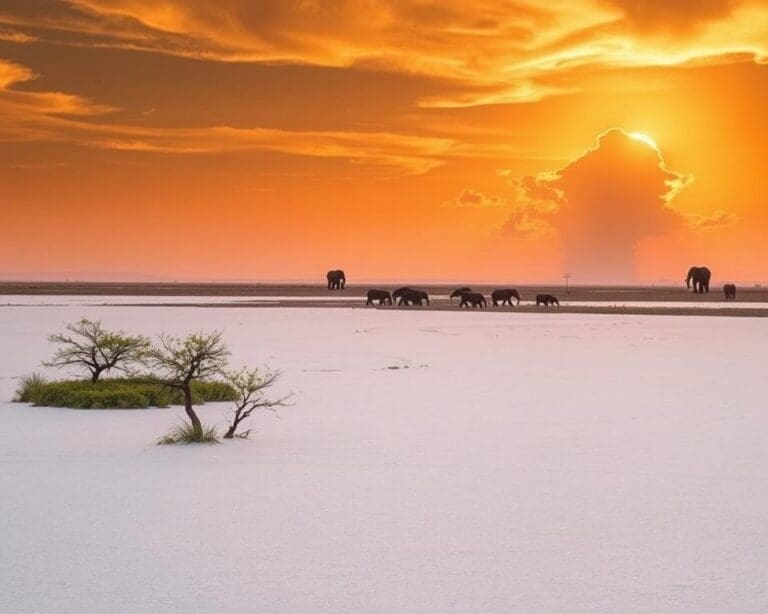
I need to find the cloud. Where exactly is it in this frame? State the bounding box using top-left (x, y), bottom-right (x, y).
top-left (88, 125), bottom-right (454, 174)
top-left (505, 128), bottom-right (695, 281)
top-left (0, 58), bottom-right (115, 141)
top-left (0, 59), bottom-right (454, 174)
top-left (601, 0), bottom-right (737, 31)
top-left (1, 0), bottom-right (766, 107)
top-left (444, 189), bottom-right (507, 208)
top-left (0, 28), bottom-right (36, 43)
top-left (688, 209), bottom-right (739, 229)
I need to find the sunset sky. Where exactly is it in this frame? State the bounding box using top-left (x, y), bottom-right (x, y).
top-left (1, 1), bottom-right (767, 283)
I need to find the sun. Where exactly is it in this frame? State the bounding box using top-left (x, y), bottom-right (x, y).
top-left (628, 132), bottom-right (658, 150)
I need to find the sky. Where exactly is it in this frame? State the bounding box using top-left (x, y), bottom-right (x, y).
top-left (1, 0), bottom-right (767, 283)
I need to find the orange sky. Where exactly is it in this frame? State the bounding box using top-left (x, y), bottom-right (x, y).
top-left (1, 0), bottom-right (767, 283)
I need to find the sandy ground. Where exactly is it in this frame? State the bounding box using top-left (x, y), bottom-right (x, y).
top-left (2, 282), bottom-right (768, 317)
top-left (2, 304), bottom-right (768, 613)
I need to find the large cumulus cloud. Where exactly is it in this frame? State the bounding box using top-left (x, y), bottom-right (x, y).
top-left (506, 128), bottom-right (693, 281)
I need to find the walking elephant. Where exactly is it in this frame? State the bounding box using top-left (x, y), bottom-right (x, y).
top-left (398, 289), bottom-right (430, 306)
top-left (536, 293), bottom-right (559, 306)
top-left (366, 289), bottom-right (392, 306)
top-left (450, 287), bottom-right (472, 299)
top-left (459, 292), bottom-right (486, 308)
top-left (491, 289), bottom-right (521, 307)
top-left (326, 269), bottom-right (346, 290)
top-left (685, 266), bottom-right (711, 294)
top-left (392, 287), bottom-right (413, 303)
top-left (723, 283), bottom-right (736, 301)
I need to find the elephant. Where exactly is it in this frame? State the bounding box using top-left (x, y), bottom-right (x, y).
top-left (326, 269), bottom-right (346, 290)
top-left (536, 293), bottom-right (559, 306)
top-left (366, 289), bottom-right (392, 306)
top-left (398, 289), bottom-right (430, 306)
top-left (392, 287), bottom-right (413, 303)
top-left (450, 287), bottom-right (472, 299)
top-left (723, 283), bottom-right (737, 301)
top-left (459, 292), bottom-right (486, 308)
top-left (491, 289), bottom-right (521, 307)
top-left (685, 266), bottom-right (711, 294)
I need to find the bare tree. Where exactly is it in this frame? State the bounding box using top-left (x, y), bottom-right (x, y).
top-left (44, 318), bottom-right (151, 382)
top-left (223, 368), bottom-right (291, 439)
top-left (147, 331), bottom-right (230, 436)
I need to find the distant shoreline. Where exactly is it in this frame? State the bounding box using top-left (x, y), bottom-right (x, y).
top-left (2, 281), bottom-right (768, 318)
top-left (1, 280), bottom-right (766, 298)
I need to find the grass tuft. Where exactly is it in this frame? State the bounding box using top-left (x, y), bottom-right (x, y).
top-left (157, 422), bottom-right (219, 445)
top-left (14, 373), bottom-right (47, 402)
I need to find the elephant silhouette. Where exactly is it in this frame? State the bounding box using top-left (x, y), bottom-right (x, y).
top-left (723, 283), bottom-right (737, 301)
top-left (536, 293), bottom-right (559, 306)
top-left (459, 292), bottom-right (486, 308)
top-left (366, 289), bottom-right (392, 306)
top-left (392, 287), bottom-right (413, 303)
top-left (450, 287), bottom-right (472, 299)
top-left (326, 269), bottom-right (346, 290)
top-left (398, 289), bottom-right (430, 306)
top-left (491, 289), bottom-right (521, 306)
top-left (685, 266), bottom-right (711, 294)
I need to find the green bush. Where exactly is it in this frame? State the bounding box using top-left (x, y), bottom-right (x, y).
top-left (14, 376), bottom-right (237, 410)
top-left (192, 380), bottom-right (239, 402)
top-left (31, 381), bottom-right (151, 409)
top-left (157, 422), bottom-right (219, 445)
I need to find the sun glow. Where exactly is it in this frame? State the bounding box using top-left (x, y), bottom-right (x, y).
top-left (629, 132), bottom-right (658, 150)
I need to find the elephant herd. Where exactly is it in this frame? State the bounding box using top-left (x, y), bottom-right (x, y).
top-left (329, 266), bottom-right (739, 307)
top-left (364, 286), bottom-right (559, 308)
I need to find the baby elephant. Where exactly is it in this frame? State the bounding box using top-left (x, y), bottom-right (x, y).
top-left (536, 293), bottom-right (559, 306)
top-left (723, 284), bottom-right (736, 301)
top-left (366, 289), bottom-right (392, 306)
top-left (460, 292), bottom-right (487, 308)
top-left (491, 289), bottom-right (521, 307)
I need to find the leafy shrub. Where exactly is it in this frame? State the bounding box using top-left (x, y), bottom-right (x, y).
top-left (14, 377), bottom-right (237, 410)
top-left (31, 381), bottom-right (150, 409)
top-left (157, 422), bottom-right (219, 445)
top-left (192, 380), bottom-right (239, 402)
